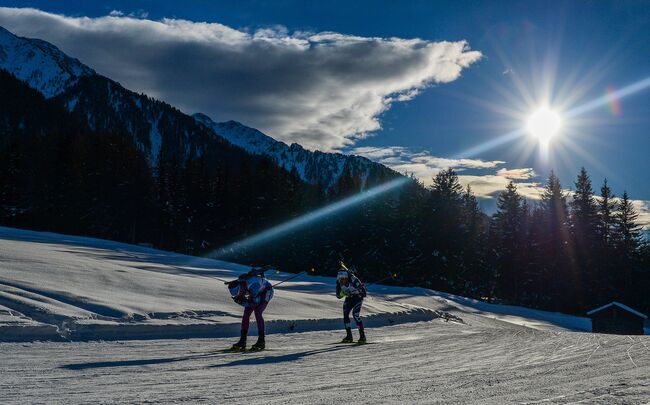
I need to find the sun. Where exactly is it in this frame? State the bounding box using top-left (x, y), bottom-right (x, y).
top-left (526, 107), bottom-right (562, 143)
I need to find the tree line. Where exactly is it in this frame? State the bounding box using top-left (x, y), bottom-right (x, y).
top-left (1, 68), bottom-right (649, 315)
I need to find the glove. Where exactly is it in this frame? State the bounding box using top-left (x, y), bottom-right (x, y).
top-left (233, 295), bottom-right (247, 305)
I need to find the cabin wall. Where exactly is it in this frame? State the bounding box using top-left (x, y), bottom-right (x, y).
top-left (591, 318), bottom-right (644, 335)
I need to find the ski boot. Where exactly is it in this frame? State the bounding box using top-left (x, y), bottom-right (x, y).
top-left (250, 332), bottom-right (265, 351)
top-left (341, 327), bottom-right (354, 343)
top-left (357, 329), bottom-right (367, 344)
top-left (231, 331), bottom-right (247, 351)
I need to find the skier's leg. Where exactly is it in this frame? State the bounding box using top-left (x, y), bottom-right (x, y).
top-left (233, 306), bottom-right (253, 349)
top-left (341, 298), bottom-right (353, 342)
top-left (352, 298), bottom-right (366, 342)
top-left (352, 299), bottom-right (363, 329)
top-left (253, 301), bottom-right (268, 333)
top-left (241, 305), bottom-right (254, 333)
top-left (251, 301), bottom-right (268, 350)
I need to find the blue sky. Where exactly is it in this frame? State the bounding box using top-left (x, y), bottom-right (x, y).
top-left (1, 0), bottom-right (649, 217)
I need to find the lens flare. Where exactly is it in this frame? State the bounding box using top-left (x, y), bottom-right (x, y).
top-left (207, 177), bottom-right (409, 258)
top-left (605, 86), bottom-right (622, 117)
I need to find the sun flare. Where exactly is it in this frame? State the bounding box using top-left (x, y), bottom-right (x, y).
top-left (526, 107), bottom-right (562, 143)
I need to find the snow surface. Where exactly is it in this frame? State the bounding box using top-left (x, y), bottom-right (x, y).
top-left (3, 318), bottom-right (650, 403)
top-left (0, 26), bottom-right (93, 98)
top-left (0, 226), bottom-right (596, 342)
top-left (0, 227), bottom-right (437, 342)
top-left (1, 226), bottom-right (650, 403)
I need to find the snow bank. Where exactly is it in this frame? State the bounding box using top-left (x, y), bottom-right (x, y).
top-left (0, 227), bottom-right (438, 341)
top-left (0, 226), bottom-right (595, 342)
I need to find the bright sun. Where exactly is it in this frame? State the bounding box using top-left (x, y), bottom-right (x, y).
top-left (526, 107), bottom-right (562, 143)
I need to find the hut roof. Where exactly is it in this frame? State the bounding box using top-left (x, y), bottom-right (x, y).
top-left (587, 301), bottom-right (647, 319)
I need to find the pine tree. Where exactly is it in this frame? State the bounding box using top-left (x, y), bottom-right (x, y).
top-left (570, 168), bottom-right (599, 242)
top-left (492, 182), bottom-right (524, 301)
top-left (613, 191), bottom-right (641, 258)
top-left (539, 171), bottom-right (574, 310)
top-left (425, 168), bottom-right (465, 291)
top-left (460, 185), bottom-right (487, 297)
top-left (569, 167), bottom-right (599, 307)
top-left (598, 179), bottom-right (617, 246)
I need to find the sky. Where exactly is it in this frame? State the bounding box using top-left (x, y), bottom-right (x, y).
top-left (0, 0), bottom-right (649, 223)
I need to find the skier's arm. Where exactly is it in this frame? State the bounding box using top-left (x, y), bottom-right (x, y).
top-left (253, 280), bottom-right (273, 301)
top-left (352, 278), bottom-right (367, 297)
top-left (231, 282), bottom-right (248, 305)
top-left (336, 281), bottom-right (344, 299)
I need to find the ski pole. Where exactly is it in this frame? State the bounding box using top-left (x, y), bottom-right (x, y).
top-left (250, 270), bottom-right (308, 299)
top-left (271, 270), bottom-right (307, 288)
top-left (365, 271), bottom-right (398, 288)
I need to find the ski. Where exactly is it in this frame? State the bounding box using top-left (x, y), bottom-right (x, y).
top-left (329, 341), bottom-right (373, 345)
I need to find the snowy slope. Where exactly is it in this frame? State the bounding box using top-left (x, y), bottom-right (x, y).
top-left (194, 114), bottom-right (399, 189)
top-left (0, 227), bottom-right (436, 341)
top-left (0, 226), bottom-right (592, 343)
top-left (0, 26), bottom-right (93, 97)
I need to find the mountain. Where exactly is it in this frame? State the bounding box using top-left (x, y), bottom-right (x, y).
top-left (0, 26), bottom-right (271, 168)
top-left (194, 114), bottom-right (399, 189)
top-left (0, 26), bottom-right (93, 98)
top-left (0, 25), bottom-right (400, 190)
top-left (0, 25), bottom-right (419, 276)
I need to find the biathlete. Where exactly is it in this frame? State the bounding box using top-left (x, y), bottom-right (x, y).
top-left (336, 262), bottom-right (367, 343)
top-left (227, 267), bottom-right (274, 351)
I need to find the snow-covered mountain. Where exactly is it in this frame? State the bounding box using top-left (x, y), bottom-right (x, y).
top-left (0, 26), bottom-right (93, 98)
top-left (0, 25), bottom-right (400, 189)
top-left (194, 114), bottom-right (398, 189)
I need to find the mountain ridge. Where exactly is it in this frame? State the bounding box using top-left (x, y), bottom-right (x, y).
top-left (194, 114), bottom-right (399, 189)
top-left (0, 26), bottom-right (94, 98)
top-left (0, 24), bottom-right (400, 190)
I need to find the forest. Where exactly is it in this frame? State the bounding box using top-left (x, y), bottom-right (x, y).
top-left (1, 68), bottom-right (648, 316)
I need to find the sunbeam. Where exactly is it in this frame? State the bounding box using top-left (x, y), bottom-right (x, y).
top-left (455, 129), bottom-right (525, 158)
top-left (455, 76), bottom-right (650, 159)
top-left (566, 76), bottom-right (650, 118)
top-left (207, 177), bottom-right (410, 258)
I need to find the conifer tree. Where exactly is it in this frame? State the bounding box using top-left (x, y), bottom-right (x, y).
top-left (613, 191), bottom-right (641, 258)
top-left (570, 168), bottom-right (599, 242)
top-left (492, 182), bottom-right (524, 301)
top-left (539, 171), bottom-right (574, 310)
top-left (598, 179), bottom-right (617, 246)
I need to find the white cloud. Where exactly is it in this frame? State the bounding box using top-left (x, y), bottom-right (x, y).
top-left (496, 167), bottom-right (537, 180)
top-left (629, 199), bottom-right (650, 231)
top-left (458, 175), bottom-right (543, 200)
top-left (0, 7), bottom-right (481, 151)
top-left (351, 146), bottom-right (505, 183)
top-left (351, 146), bottom-right (547, 210)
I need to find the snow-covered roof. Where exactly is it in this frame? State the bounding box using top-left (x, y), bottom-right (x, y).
top-left (586, 301), bottom-right (647, 319)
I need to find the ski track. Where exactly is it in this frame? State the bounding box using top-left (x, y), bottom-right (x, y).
top-left (2, 321), bottom-right (650, 404)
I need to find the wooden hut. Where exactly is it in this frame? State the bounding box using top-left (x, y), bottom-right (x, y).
top-left (587, 301), bottom-right (647, 335)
